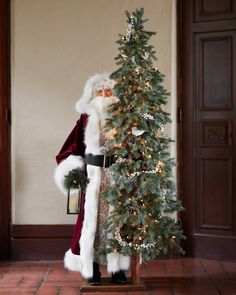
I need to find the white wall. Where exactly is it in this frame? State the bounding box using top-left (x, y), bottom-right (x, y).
top-left (11, 0), bottom-right (176, 224)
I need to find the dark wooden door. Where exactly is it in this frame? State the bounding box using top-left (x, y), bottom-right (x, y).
top-left (0, 0), bottom-right (11, 259)
top-left (179, 0), bottom-right (236, 259)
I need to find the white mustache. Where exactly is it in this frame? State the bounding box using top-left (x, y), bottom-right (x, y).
top-left (96, 95), bottom-right (113, 99)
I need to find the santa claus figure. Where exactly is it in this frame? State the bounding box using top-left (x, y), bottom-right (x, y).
top-left (54, 73), bottom-right (130, 285)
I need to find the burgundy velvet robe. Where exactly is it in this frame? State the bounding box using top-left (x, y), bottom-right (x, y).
top-left (56, 114), bottom-right (88, 255)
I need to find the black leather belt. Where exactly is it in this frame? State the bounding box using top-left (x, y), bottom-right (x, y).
top-left (85, 154), bottom-right (115, 168)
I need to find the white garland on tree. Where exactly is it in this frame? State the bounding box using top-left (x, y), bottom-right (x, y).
top-left (114, 231), bottom-right (157, 250)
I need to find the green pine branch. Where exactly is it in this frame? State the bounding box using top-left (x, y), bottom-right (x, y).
top-left (64, 168), bottom-right (89, 191)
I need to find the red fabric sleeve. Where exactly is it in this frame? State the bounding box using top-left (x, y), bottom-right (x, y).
top-left (55, 114), bottom-right (88, 164)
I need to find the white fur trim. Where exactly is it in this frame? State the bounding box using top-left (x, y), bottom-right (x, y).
top-left (107, 252), bottom-right (131, 273)
top-left (64, 249), bottom-right (82, 272)
top-left (119, 254), bottom-right (131, 271)
top-left (84, 107), bottom-right (101, 155)
top-left (107, 252), bottom-right (119, 273)
top-left (54, 155), bottom-right (84, 195)
top-left (79, 164), bottom-right (101, 278)
top-left (75, 101), bottom-right (95, 116)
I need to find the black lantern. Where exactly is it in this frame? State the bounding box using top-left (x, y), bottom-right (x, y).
top-left (64, 168), bottom-right (89, 215)
top-left (67, 186), bottom-right (82, 215)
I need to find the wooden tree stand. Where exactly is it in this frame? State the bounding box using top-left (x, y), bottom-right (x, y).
top-left (80, 255), bottom-right (147, 293)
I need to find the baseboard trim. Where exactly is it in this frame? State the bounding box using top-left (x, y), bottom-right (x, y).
top-left (11, 224), bottom-right (74, 260)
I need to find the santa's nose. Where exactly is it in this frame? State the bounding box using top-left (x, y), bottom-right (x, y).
top-left (104, 88), bottom-right (113, 97)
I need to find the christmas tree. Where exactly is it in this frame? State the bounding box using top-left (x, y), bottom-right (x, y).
top-left (102, 8), bottom-right (184, 260)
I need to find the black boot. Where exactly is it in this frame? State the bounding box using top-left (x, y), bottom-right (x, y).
top-left (87, 262), bottom-right (101, 285)
top-left (111, 270), bottom-right (127, 284)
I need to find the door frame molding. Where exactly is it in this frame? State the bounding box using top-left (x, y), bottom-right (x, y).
top-left (176, 0), bottom-right (183, 206)
top-left (0, 0), bottom-right (11, 259)
top-left (177, 0), bottom-right (193, 255)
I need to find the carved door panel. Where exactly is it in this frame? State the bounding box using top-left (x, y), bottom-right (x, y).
top-left (180, 0), bottom-right (236, 259)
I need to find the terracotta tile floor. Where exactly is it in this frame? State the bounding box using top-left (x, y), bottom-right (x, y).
top-left (0, 258), bottom-right (236, 294)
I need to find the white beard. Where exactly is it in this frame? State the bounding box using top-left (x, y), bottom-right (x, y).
top-left (90, 95), bottom-right (118, 130)
top-left (90, 95), bottom-right (116, 115)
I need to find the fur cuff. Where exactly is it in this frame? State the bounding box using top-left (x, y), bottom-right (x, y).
top-left (107, 252), bottom-right (131, 273)
top-left (54, 155), bottom-right (84, 195)
top-left (64, 249), bottom-right (82, 272)
top-left (64, 249), bottom-right (93, 278)
top-left (64, 249), bottom-right (130, 277)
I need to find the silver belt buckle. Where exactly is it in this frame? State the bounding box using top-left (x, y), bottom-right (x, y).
top-left (103, 154), bottom-right (107, 168)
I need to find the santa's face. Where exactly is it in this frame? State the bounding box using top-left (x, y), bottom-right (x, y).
top-left (95, 87), bottom-right (113, 98)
